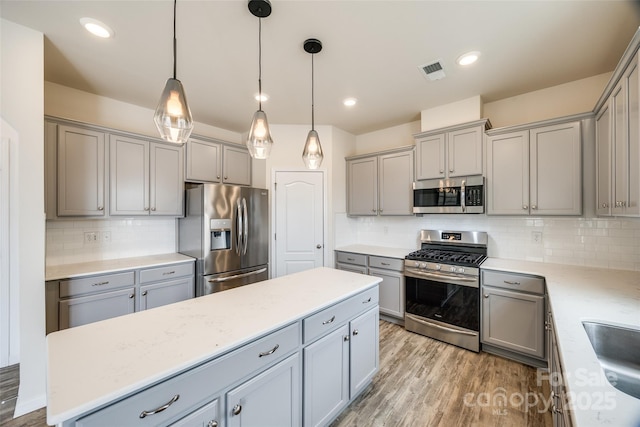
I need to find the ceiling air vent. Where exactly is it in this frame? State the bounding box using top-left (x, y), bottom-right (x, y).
top-left (418, 59), bottom-right (446, 81)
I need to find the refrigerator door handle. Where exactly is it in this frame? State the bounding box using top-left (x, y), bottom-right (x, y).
top-left (207, 267), bottom-right (267, 283)
top-left (242, 198), bottom-right (248, 255)
top-left (235, 199), bottom-right (243, 255)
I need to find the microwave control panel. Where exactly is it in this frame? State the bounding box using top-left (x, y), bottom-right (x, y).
top-left (465, 186), bottom-right (483, 206)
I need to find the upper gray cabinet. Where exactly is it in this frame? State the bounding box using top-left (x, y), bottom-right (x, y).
top-left (346, 146), bottom-right (414, 216)
top-left (414, 119), bottom-right (490, 180)
top-left (486, 119), bottom-right (582, 216)
top-left (109, 134), bottom-right (184, 216)
top-left (185, 137), bottom-right (251, 186)
top-left (46, 118), bottom-right (186, 219)
top-left (595, 51), bottom-right (640, 217)
top-left (52, 123), bottom-right (107, 217)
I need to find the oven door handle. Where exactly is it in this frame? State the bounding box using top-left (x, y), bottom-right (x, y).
top-left (405, 269), bottom-right (477, 283)
top-left (406, 314), bottom-right (477, 336)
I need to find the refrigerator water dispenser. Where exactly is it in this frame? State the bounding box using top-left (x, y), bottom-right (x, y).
top-left (210, 219), bottom-right (232, 250)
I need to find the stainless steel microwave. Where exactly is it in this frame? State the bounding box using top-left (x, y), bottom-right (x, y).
top-left (413, 176), bottom-right (484, 214)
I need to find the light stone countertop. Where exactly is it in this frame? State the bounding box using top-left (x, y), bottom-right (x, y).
top-left (45, 253), bottom-right (196, 281)
top-left (46, 267), bottom-right (382, 425)
top-left (481, 258), bottom-right (640, 427)
top-left (335, 244), bottom-right (417, 259)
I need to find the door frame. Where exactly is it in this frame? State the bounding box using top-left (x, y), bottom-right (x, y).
top-left (271, 169), bottom-right (328, 278)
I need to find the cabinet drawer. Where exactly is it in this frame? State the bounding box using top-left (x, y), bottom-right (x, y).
top-left (482, 270), bottom-right (545, 295)
top-left (75, 323), bottom-right (299, 427)
top-left (139, 262), bottom-right (194, 284)
top-left (60, 272), bottom-right (135, 298)
top-left (336, 252), bottom-right (367, 266)
top-left (303, 287), bottom-right (378, 344)
top-left (368, 256), bottom-right (403, 271)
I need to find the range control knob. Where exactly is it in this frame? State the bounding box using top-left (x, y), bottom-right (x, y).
top-left (457, 267), bottom-right (465, 274)
top-left (414, 261), bottom-right (420, 268)
top-left (419, 262), bottom-right (427, 269)
top-left (449, 266), bottom-right (456, 272)
top-left (435, 264), bottom-right (441, 271)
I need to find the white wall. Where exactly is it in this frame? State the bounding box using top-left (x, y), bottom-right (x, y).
top-left (355, 120), bottom-right (420, 155)
top-left (1, 19), bottom-right (47, 415)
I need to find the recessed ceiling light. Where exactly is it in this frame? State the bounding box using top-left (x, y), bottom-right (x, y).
top-left (80, 17), bottom-right (114, 39)
top-left (255, 93), bottom-right (269, 102)
top-left (457, 51), bottom-right (480, 66)
top-left (343, 98), bottom-right (357, 107)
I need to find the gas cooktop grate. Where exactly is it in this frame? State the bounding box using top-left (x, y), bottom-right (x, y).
top-left (405, 249), bottom-right (486, 267)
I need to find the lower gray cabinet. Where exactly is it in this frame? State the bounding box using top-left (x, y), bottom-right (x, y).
top-left (140, 278), bottom-right (194, 311)
top-left (481, 269), bottom-right (546, 366)
top-left (303, 307), bottom-right (379, 427)
top-left (59, 287), bottom-right (135, 330)
top-left (169, 398), bottom-right (221, 427)
top-left (226, 353), bottom-right (300, 427)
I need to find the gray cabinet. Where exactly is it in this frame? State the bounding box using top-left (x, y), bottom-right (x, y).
top-left (547, 308), bottom-right (572, 427)
top-left (346, 146), bottom-right (414, 216)
top-left (486, 119), bottom-right (582, 216)
top-left (54, 123), bottom-right (107, 217)
top-left (335, 251), bottom-right (405, 321)
top-left (303, 303), bottom-right (379, 427)
top-left (227, 353), bottom-right (300, 427)
top-left (481, 270), bottom-right (546, 367)
top-left (414, 119), bottom-right (489, 180)
top-left (596, 52), bottom-right (640, 217)
top-left (169, 399), bottom-right (220, 427)
top-left (47, 261), bottom-right (195, 332)
top-left (186, 137), bottom-right (251, 186)
top-left (110, 134), bottom-right (183, 216)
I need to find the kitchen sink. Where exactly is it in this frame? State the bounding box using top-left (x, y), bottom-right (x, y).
top-left (582, 321), bottom-right (640, 400)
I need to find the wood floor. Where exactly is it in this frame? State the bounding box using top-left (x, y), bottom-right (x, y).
top-left (0, 321), bottom-right (551, 427)
top-left (331, 321), bottom-right (551, 427)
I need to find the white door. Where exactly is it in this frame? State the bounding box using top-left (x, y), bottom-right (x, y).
top-left (274, 171), bottom-right (324, 277)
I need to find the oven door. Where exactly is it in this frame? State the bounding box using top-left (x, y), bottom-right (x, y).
top-left (404, 268), bottom-right (480, 351)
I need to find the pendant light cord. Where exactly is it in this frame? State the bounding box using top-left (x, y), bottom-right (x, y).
top-left (172, 0), bottom-right (177, 79)
top-left (311, 53), bottom-right (315, 130)
top-left (258, 18), bottom-right (263, 111)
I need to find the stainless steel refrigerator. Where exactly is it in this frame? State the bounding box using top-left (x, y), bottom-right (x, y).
top-left (178, 183), bottom-right (269, 296)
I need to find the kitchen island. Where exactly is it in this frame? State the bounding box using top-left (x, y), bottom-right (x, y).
top-left (46, 267), bottom-right (382, 426)
top-left (482, 259), bottom-right (640, 427)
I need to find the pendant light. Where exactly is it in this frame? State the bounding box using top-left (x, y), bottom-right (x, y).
top-left (154, 0), bottom-right (193, 145)
top-left (302, 38), bottom-right (324, 170)
top-left (246, 0), bottom-right (274, 159)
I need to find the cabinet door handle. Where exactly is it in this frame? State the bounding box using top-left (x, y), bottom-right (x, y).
top-left (322, 315), bottom-right (336, 325)
top-left (483, 294), bottom-right (489, 298)
top-left (601, 203), bottom-right (608, 208)
top-left (224, 176), bottom-right (228, 180)
top-left (98, 206), bottom-right (104, 211)
top-left (344, 335), bottom-right (350, 342)
top-left (207, 421), bottom-right (219, 427)
top-left (522, 205), bottom-right (528, 210)
top-left (217, 175), bottom-right (221, 179)
top-left (353, 329), bottom-right (359, 336)
top-left (129, 293), bottom-right (135, 299)
top-left (372, 209), bottom-right (377, 213)
top-left (144, 207), bottom-right (150, 211)
top-left (531, 205), bottom-right (537, 210)
top-left (439, 169), bottom-right (444, 174)
top-left (142, 290), bottom-right (148, 296)
top-left (503, 280), bottom-right (521, 285)
top-left (151, 207), bottom-right (156, 211)
top-left (362, 297), bottom-right (372, 304)
top-left (232, 404), bottom-right (242, 416)
top-left (258, 344), bottom-right (279, 358)
top-left (139, 394), bottom-right (180, 418)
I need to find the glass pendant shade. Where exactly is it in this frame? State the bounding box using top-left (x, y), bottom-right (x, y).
top-left (302, 129), bottom-right (323, 169)
top-left (154, 77), bottom-right (193, 144)
top-left (247, 109), bottom-right (273, 159)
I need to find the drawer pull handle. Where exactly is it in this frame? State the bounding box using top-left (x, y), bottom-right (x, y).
top-left (139, 394), bottom-right (180, 418)
top-left (232, 404), bottom-right (242, 415)
top-left (162, 271), bottom-right (176, 275)
top-left (362, 297), bottom-right (372, 304)
top-left (347, 258), bottom-right (355, 261)
top-left (503, 280), bottom-right (521, 285)
top-left (381, 262), bottom-right (390, 266)
top-left (322, 316), bottom-right (336, 325)
top-left (92, 281), bottom-right (109, 287)
top-left (258, 344), bottom-right (279, 358)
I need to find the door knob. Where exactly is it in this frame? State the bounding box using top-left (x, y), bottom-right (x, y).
top-left (316, 244), bottom-right (322, 249)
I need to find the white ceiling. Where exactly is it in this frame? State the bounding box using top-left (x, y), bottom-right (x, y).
top-left (2, 0), bottom-right (639, 135)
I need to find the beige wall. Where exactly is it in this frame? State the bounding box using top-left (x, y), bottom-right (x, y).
top-left (45, 82), bottom-right (242, 143)
top-left (354, 120), bottom-right (420, 155)
top-left (1, 19), bottom-right (46, 415)
top-left (484, 72), bottom-right (612, 128)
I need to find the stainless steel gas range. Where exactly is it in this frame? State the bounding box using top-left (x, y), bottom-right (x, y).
top-left (404, 229), bottom-right (488, 352)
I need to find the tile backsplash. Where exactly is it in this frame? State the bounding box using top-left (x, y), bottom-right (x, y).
top-left (335, 214), bottom-right (640, 272)
top-left (46, 218), bottom-right (177, 266)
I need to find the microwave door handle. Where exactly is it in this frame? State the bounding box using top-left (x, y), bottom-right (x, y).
top-left (242, 198), bottom-right (248, 255)
top-left (461, 180), bottom-right (466, 213)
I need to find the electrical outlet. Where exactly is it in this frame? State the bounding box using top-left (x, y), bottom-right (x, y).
top-left (531, 231), bottom-right (543, 244)
top-left (84, 231), bottom-right (99, 245)
top-left (102, 231), bottom-right (111, 243)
